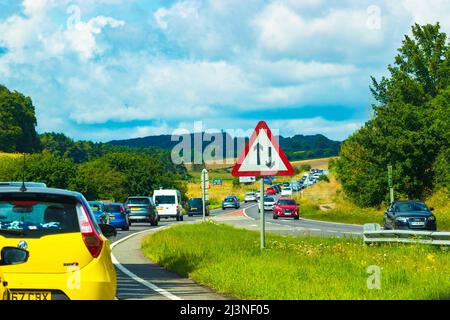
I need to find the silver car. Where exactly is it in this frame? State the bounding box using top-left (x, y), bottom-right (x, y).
top-left (244, 192), bottom-right (258, 203)
top-left (262, 196), bottom-right (277, 211)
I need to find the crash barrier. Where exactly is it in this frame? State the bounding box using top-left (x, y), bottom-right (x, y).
top-left (363, 224), bottom-right (450, 246)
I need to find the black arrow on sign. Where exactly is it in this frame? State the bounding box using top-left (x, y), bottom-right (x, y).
top-left (266, 146), bottom-right (275, 168)
top-left (254, 143), bottom-right (263, 165)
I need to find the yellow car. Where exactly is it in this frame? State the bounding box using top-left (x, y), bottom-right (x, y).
top-left (0, 186), bottom-right (117, 300)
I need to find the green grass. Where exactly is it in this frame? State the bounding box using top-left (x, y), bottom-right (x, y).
top-left (142, 223), bottom-right (450, 300)
top-left (299, 202), bottom-right (384, 226)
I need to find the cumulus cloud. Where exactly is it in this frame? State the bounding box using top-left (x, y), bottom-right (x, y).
top-left (64, 16), bottom-right (125, 59)
top-left (0, 1), bottom-right (125, 62)
top-left (401, 0), bottom-right (450, 30)
top-left (252, 2), bottom-right (386, 62)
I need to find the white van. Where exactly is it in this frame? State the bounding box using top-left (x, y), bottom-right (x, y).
top-left (153, 189), bottom-right (183, 221)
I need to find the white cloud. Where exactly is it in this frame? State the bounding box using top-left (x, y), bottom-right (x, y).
top-left (22, 0), bottom-right (55, 16)
top-left (269, 117), bottom-right (363, 141)
top-left (253, 2), bottom-right (385, 61)
top-left (249, 59), bottom-right (358, 85)
top-left (63, 16), bottom-right (125, 59)
top-left (401, 0), bottom-right (450, 30)
top-left (0, 1), bottom-right (125, 62)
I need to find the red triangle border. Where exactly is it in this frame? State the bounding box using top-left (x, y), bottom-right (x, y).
top-left (231, 121), bottom-right (295, 177)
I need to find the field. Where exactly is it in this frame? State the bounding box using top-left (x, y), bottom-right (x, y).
top-left (186, 177), bottom-right (257, 209)
top-left (142, 223), bottom-right (450, 300)
top-left (291, 157), bottom-right (336, 170)
top-left (0, 153), bottom-right (21, 159)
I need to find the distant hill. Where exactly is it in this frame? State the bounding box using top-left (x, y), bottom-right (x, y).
top-left (108, 132), bottom-right (341, 161)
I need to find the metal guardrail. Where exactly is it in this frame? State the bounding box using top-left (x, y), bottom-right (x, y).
top-left (363, 224), bottom-right (450, 246)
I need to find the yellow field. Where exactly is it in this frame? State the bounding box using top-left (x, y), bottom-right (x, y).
top-left (291, 157), bottom-right (338, 170)
top-left (186, 156), bottom-right (338, 171)
top-left (293, 174), bottom-right (340, 204)
top-left (184, 158), bottom-right (236, 171)
top-left (186, 180), bottom-right (258, 209)
top-left (0, 152), bottom-right (21, 159)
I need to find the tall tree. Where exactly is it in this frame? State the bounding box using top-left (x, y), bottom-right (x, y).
top-left (0, 85), bottom-right (40, 152)
top-left (336, 23), bottom-right (450, 207)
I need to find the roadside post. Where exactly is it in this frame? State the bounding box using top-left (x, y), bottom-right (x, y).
top-left (201, 169), bottom-right (209, 222)
top-left (232, 121), bottom-right (294, 250)
top-left (388, 165), bottom-right (394, 204)
top-left (259, 177), bottom-right (265, 248)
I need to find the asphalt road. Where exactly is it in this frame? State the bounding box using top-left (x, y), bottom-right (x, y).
top-left (111, 202), bottom-right (256, 300)
top-left (111, 199), bottom-right (364, 300)
top-left (241, 202), bottom-right (363, 238)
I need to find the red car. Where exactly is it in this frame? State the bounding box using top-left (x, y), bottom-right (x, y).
top-left (266, 187), bottom-right (276, 195)
top-left (273, 198), bottom-right (300, 220)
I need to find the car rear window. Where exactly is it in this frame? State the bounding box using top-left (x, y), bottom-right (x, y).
top-left (0, 193), bottom-right (80, 238)
top-left (188, 198), bottom-right (202, 206)
top-left (155, 195), bottom-right (176, 205)
top-left (278, 200), bottom-right (296, 206)
top-left (105, 204), bottom-right (122, 213)
top-left (89, 203), bottom-right (103, 212)
top-left (225, 197), bottom-right (236, 201)
top-left (127, 198), bottom-right (150, 205)
top-left (264, 197), bottom-right (275, 202)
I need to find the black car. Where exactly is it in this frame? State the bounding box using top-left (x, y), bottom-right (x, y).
top-left (187, 198), bottom-right (209, 217)
top-left (383, 200), bottom-right (437, 231)
top-left (125, 196), bottom-right (158, 226)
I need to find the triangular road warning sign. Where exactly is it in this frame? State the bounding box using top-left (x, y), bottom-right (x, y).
top-left (232, 121), bottom-right (295, 177)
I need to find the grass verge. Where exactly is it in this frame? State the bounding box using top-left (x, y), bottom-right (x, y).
top-left (142, 223), bottom-right (450, 300)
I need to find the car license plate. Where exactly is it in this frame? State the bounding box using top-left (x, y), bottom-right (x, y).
top-left (191, 208), bottom-right (197, 211)
top-left (411, 222), bottom-right (425, 226)
top-left (110, 216), bottom-right (115, 220)
top-left (131, 208), bottom-right (140, 211)
top-left (10, 291), bottom-right (52, 300)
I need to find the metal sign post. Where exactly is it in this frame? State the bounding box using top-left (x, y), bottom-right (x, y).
top-left (259, 177), bottom-right (265, 249)
top-left (201, 169), bottom-right (209, 222)
top-left (388, 165), bottom-right (394, 204)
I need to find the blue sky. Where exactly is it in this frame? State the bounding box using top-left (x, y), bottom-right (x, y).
top-left (0, 0), bottom-right (449, 142)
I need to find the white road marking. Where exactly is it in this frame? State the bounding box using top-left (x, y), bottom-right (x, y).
top-left (243, 204), bottom-right (363, 235)
top-left (111, 226), bottom-right (182, 301)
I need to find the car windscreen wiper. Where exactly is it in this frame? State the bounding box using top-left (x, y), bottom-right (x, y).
top-left (0, 229), bottom-right (26, 236)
